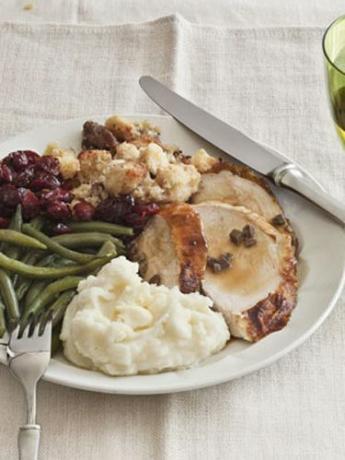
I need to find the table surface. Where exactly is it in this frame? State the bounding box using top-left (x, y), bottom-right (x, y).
top-left (0, 0), bottom-right (344, 27)
top-left (0, 2), bottom-right (345, 460)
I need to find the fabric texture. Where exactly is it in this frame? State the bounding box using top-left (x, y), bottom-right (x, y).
top-left (0, 11), bottom-right (344, 460)
top-left (2, 0), bottom-right (345, 27)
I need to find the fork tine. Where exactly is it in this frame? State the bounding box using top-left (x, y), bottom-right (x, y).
top-left (28, 317), bottom-right (36, 337)
top-left (18, 317), bottom-right (27, 337)
top-left (39, 310), bottom-right (49, 330)
top-left (32, 312), bottom-right (44, 336)
top-left (42, 318), bottom-right (52, 337)
top-left (11, 324), bottom-right (21, 339)
top-left (39, 311), bottom-right (53, 336)
top-left (18, 313), bottom-right (34, 339)
top-left (32, 317), bottom-right (41, 337)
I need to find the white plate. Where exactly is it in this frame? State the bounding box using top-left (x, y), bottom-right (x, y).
top-left (1, 115), bottom-right (344, 395)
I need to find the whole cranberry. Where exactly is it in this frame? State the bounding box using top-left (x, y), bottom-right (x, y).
top-left (0, 204), bottom-right (13, 217)
top-left (24, 151), bottom-right (40, 164)
top-left (18, 188), bottom-right (41, 220)
top-left (73, 201), bottom-right (95, 221)
top-left (0, 216), bottom-right (10, 228)
top-left (39, 188), bottom-right (72, 207)
top-left (123, 202), bottom-right (159, 230)
top-left (35, 156), bottom-right (60, 176)
top-left (4, 150), bottom-right (39, 172)
top-left (124, 212), bottom-right (147, 229)
top-left (14, 165), bottom-right (35, 188)
top-left (0, 184), bottom-right (20, 208)
top-left (30, 173), bottom-right (61, 191)
top-left (132, 203), bottom-right (160, 218)
top-left (95, 195), bottom-right (135, 223)
top-left (0, 163), bottom-right (13, 184)
top-left (50, 223), bottom-right (72, 235)
top-left (46, 202), bottom-right (71, 221)
top-left (61, 178), bottom-right (79, 191)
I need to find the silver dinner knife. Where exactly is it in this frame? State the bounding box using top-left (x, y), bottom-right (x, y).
top-left (139, 76), bottom-right (345, 226)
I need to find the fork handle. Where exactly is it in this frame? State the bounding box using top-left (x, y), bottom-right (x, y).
top-left (18, 424), bottom-right (40, 460)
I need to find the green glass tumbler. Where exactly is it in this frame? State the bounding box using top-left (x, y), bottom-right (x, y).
top-left (323, 15), bottom-right (345, 144)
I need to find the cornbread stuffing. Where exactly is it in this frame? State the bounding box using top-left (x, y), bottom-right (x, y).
top-left (45, 115), bottom-right (217, 207)
top-left (78, 150), bottom-right (112, 183)
top-left (44, 144), bottom-right (80, 179)
top-left (191, 148), bottom-right (218, 173)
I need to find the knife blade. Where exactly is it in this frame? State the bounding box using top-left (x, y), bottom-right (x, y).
top-left (139, 76), bottom-right (345, 225)
top-left (140, 76), bottom-right (286, 176)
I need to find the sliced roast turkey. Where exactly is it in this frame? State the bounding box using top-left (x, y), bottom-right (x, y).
top-left (129, 203), bottom-right (208, 293)
top-left (192, 162), bottom-right (284, 223)
top-left (194, 202), bottom-right (297, 342)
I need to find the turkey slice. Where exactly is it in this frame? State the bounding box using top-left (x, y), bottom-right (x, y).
top-left (194, 202), bottom-right (297, 342)
top-left (129, 203), bottom-right (207, 293)
top-left (192, 162), bottom-right (283, 222)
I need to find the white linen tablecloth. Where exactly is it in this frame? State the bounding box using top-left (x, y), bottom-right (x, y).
top-left (1, 0), bottom-right (345, 28)
top-left (0, 7), bottom-right (344, 460)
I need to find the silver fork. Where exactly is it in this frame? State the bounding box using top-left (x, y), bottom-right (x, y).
top-left (7, 319), bottom-right (52, 460)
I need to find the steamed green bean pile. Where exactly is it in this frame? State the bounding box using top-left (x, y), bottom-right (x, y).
top-left (0, 205), bottom-right (132, 348)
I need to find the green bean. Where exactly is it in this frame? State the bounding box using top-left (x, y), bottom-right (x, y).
top-left (14, 252), bottom-right (41, 290)
top-left (23, 251), bottom-right (43, 265)
top-left (2, 205), bottom-right (23, 259)
top-left (12, 274), bottom-right (19, 288)
top-left (90, 241), bottom-right (118, 275)
top-left (24, 280), bottom-right (47, 309)
top-left (30, 216), bottom-right (45, 231)
top-left (22, 224), bottom-right (94, 263)
top-left (0, 252), bottom-right (110, 279)
top-left (51, 329), bottom-right (62, 355)
top-left (15, 252), bottom-right (52, 300)
top-left (29, 253), bottom-right (73, 270)
top-left (11, 205), bottom-right (23, 230)
top-left (48, 289), bottom-right (76, 327)
top-left (79, 248), bottom-right (98, 255)
top-left (16, 253), bottom-right (73, 292)
top-left (52, 232), bottom-right (125, 251)
top-left (0, 298), bottom-right (6, 337)
top-left (16, 281), bottom-right (32, 303)
top-left (22, 276), bottom-right (83, 321)
top-left (19, 254), bottom-right (59, 303)
top-left (97, 240), bottom-right (117, 258)
top-left (0, 229), bottom-right (47, 250)
top-left (51, 257), bottom-right (75, 268)
top-left (0, 269), bottom-right (19, 329)
top-left (68, 221), bottom-right (133, 236)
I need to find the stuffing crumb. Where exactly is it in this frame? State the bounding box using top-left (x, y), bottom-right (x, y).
top-left (44, 143), bottom-right (80, 180)
top-left (104, 160), bottom-right (148, 196)
top-left (191, 148), bottom-right (218, 173)
top-left (155, 164), bottom-right (201, 202)
top-left (105, 116), bottom-right (140, 142)
top-left (116, 142), bottom-right (140, 161)
top-left (140, 143), bottom-right (169, 175)
top-left (105, 116), bottom-right (161, 144)
top-left (137, 120), bottom-right (161, 139)
top-left (71, 183), bottom-right (107, 208)
top-left (78, 150), bottom-right (113, 183)
top-left (133, 176), bottom-right (165, 202)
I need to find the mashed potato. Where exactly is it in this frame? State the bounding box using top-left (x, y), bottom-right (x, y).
top-left (61, 257), bottom-right (229, 376)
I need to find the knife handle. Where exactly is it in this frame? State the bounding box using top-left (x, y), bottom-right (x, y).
top-left (272, 164), bottom-right (345, 226)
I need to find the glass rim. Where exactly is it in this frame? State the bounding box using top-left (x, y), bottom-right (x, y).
top-left (322, 14), bottom-right (345, 77)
